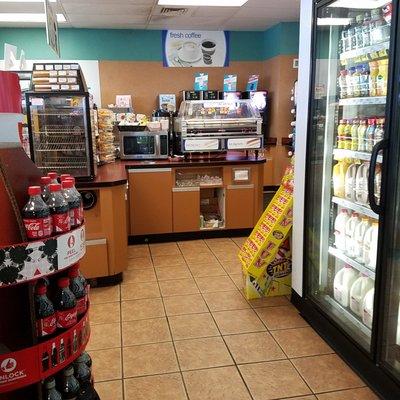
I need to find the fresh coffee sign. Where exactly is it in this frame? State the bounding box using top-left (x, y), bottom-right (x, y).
top-left (162, 30), bottom-right (229, 67)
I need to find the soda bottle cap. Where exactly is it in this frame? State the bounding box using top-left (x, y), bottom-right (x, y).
top-left (60, 174), bottom-right (71, 181)
top-left (64, 366), bottom-right (74, 376)
top-left (368, 118), bottom-right (376, 124)
top-left (44, 378), bottom-right (56, 389)
top-left (28, 186), bottom-right (41, 196)
top-left (58, 277), bottom-right (70, 288)
top-left (41, 176), bottom-right (51, 185)
top-left (49, 183), bottom-right (62, 192)
top-left (35, 284), bottom-right (47, 295)
top-left (62, 180), bottom-right (74, 189)
top-left (48, 172), bottom-right (58, 180)
top-left (65, 177), bottom-right (76, 185)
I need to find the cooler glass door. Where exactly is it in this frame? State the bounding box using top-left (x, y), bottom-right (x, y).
top-left (304, 0), bottom-right (393, 353)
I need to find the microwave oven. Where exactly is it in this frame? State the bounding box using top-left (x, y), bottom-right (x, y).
top-left (119, 131), bottom-right (169, 160)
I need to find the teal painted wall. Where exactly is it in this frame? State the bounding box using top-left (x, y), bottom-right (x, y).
top-left (0, 23), bottom-right (298, 61)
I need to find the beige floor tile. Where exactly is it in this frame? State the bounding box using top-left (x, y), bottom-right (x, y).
top-left (239, 360), bottom-right (311, 400)
top-left (203, 290), bottom-right (250, 312)
top-left (122, 317), bottom-right (171, 346)
top-left (150, 242), bottom-right (181, 256)
top-left (128, 244), bottom-right (150, 259)
top-left (230, 274), bottom-right (244, 290)
top-left (271, 327), bottom-right (333, 358)
top-left (213, 251), bottom-right (241, 263)
top-left (122, 268), bottom-right (156, 284)
top-left (316, 387), bottom-right (379, 400)
top-left (120, 282), bottom-right (160, 301)
top-left (87, 322), bottom-right (121, 350)
top-left (90, 302), bottom-right (121, 325)
top-left (212, 309), bottom-right (266, 335)
top-left (123, 342), bottom-right (179, 378)
top-left (152, 254), bottom-right (186, 267)
top-left (195, 275), bottom-right (237, 293)
top-left (285, 397), bottom-right (317, 400)
top-left (127, 256), bottom-right (153, 270)
top-left (221, 261), bottom-right (243, 275)
top-left (188, 262), bottom-right (227, 277)
top-left (175, 336), bottom-right (233, 371)
top-left (90, 348), bottom-right (122, 382)
top-left (164, 294), bottom-right (208, 316)
top-left (204, 238), bottom-right (233, 245)
top-left (292, 354), bottom-right (365, 393)
top-left (255, 306), bottom-right (309, 330)
top-left (155, 265), bottom-right (192, 281)
top-left (159, 278), bottom-right (199, 297)
top-left (124, 373), bottom-right (187, 400)
top-left (231, 237), bottom-right (247, 247)
top-left (211, 242), bottom-right (240, 252)
top-left (224, 332), bottom-right (286, 364)
top-left (95, 379), bottom-right (123, 400)
top-left (183, 366), bottom-right (251, 400)
top-left (248, 295), bottom-right (291, 308)
top-left (90, 285), bottom-right (120, 304)
top-left (121, 298), bottom-right (165, 321)
top-left (168, 312), bottom-right (219, 340)
top-left (184, 252), bottom-right (218, 264)
top-left (178, 240), bottom-right (210, 253)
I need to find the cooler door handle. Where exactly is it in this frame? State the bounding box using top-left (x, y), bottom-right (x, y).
top-left (368, 139), bottom-right (388, 215)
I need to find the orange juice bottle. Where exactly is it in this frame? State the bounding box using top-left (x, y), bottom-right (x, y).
top-left (337, 119), bottom-right (346, 149)
top-left (344, 120), bottom-right (352, 150)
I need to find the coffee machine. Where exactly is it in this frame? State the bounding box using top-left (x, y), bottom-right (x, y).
top-left (182, 90), bottom-right (202, 101)
top-left (242, 90), bottom-right (268, 139)
top-left (202, 90), bottom-right (219, 100)
top-left (218, 91), bottom-right (242, 101)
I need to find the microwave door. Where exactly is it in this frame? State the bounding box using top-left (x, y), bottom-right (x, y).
top-left (123, 135), bottom-right (155, 159)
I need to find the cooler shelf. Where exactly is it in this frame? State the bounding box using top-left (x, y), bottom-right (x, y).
top-left (338, 97), bottom-right (386, 106)
top-left (332, 197), bottom-right (379, 220)
top-left (339, 41), bottom-right (390, 61)
top-left (333, 148), bottom-right (383, 163)
top-left (328, 246), bottom-right (376, 280)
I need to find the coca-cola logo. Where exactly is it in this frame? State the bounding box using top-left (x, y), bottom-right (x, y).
top-left (64, 312), bottom-right (76, 322)
top-left (1, 358), bottom-right (16, 373)
top-left (25, 222), bottom-right (40, 231)
top-left (67, 235), bottom-right (76, 248)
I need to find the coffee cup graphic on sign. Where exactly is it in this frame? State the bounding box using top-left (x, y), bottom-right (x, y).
top-left (201, 40), bottom-right (216, 65)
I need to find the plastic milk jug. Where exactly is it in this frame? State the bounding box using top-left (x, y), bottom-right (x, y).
top-left (354, 217), bottom-right (370, 262)
top-left (350, 275), bottom-right (374, 317)
top-left (345, 213), bottom-right (360, 257)
top-left (334, 266), bottom-right (358, 307)
top-left (334, 210), bottom-right (350, 252)
top-left (355, 162), bottom-right (369, 205)
top-left (345, 163), bottom-right (358, 202)
top-left (333, 160), bottom-right (349, 198)
top-left (363, 222), bottom-right (379, 270)
top-left (362, 288), bottom-right (374, 328)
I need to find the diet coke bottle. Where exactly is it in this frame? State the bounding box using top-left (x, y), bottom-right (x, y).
top-left (22, 186), bottom-right (52, 240)
top-left (41, 176), bottom-right (52, 202)
top-left (65, 177), bottom-right (83, 225)
top-left (48, 172), bottom-right (59, 184)
top-left (69, 264), bottom-right (87, 316)
top-left (62, 180), bottom-right (82, 229)
top-left (35, 283), bottom-right (56, 338)
top-left (47, 183), bottom-right (71, 234)
top-left (54, 277), bottom-right (77, 329)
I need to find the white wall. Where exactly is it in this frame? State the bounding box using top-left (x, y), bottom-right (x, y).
top-left (292, 0), bottom-right (313, 297)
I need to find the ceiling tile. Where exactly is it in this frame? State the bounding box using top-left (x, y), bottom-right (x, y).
top-left (67, 14), bottom-right (148, 24)
top-left (63, 4), bottom-right (151, 15)
top-left (61, 0), bottom-right (155, 4)
top-left (191, 6), bottom-right (238, 18)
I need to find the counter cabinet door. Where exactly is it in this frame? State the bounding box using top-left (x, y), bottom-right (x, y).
top-left (128, 169), bottom-right (173, 235)
top-left (225, 184), bottom-right (255, 229)
top-left (172, 187), bottom-right (200, 233)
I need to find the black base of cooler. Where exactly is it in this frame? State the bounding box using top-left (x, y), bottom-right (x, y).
top-left (291, 290), bottom-right (400, 400)
top-left (128, 228), bottom-right (252, 245)
top-left (87, 272), bottom-right (123, 288)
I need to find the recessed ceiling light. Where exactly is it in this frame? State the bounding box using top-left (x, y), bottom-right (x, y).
top-left (0, 13), bottom-right (66, 22)
top-left (158, 0), bottom-right (248, 6)
top-left (317, 17), bottom-right (352, 26)
top-left (0, 0), bottom-right (56, 2)
top-left (328, 0), bottom-right (389, 9)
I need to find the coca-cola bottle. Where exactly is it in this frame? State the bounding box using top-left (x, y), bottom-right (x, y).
top-left (35, 283), bottom-right (56, 338)
top-left (48, 172), bottom-right (59, 184)
top-left (22, 186), bottom-right (52, 240)
top-left (47, 183), bottom-right (71, 234)
top-left (54, 277), bottom-right (77, 329)
top-left (41, 176), bottom-right (52, 202)
top-left (60, 174), bottom-right (72, 182)
top-left (69, 265), bottom-right (87, 317)
top-left (60, 366), bottom-right (80, 400)
top-left (74, 354), bottom-right (92, 384)
top-left (43, 377), bottom-right (62, 400)
top-left (78, 382), bottom-right (100, 400)
top-left (62, 180), bottom-right (81, 229)
top-left (65, 177), bottom-right (83, 225)
top-left (79, 351), bottom-right (92, 368)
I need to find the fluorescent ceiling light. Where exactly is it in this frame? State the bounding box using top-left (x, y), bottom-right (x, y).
top-left (317, 17), bottom-right (352, 26)
top-left (328, 0), bottom-right (389, 9)
top-left (158, 0), bottom-right (248, 6)
top-left (0, 13), bottom-right (65, 22)
top-left (0, 0), bottom-right (56, 2)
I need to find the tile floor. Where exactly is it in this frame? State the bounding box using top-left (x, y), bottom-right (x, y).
top-left (88, 238), bottom-right (379, 400)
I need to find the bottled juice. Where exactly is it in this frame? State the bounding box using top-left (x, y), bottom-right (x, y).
top-left (338, 70), bottom-right (348, 99)
top-left (369, 61), bottom-right (379, 96)
top-left (346, 67), bottom-right (355, 98)
top-left (357, 119), bottom-right (367, 151)
top-left (365, 118), bottom-right (376, 152)
top-left (352, 66), bottom-right (362, 97)
top-left (333, 160), bottom-right (349, 198)
top-left (376, 58), bottom-right (389, 96)
top-left (337, 119), bottom-right (346, 149)
top-left (351, 119), bottom-right (359, 150)
top-left (360, 64), bottom-right (370, 97)
top-left (374, 118), bottom-right (385, 145)
top-left (344, 120), bottom-right (352, 150)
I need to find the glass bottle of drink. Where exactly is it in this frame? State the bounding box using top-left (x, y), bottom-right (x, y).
top-left (355, 14), bottom-right (364, 49)
top-left (357, 119), bottom-right (367, 152)
top-left (351, 119), bottom-right (359, 151)
top-left (344, 120), bottom-right (352, 150)
top-left (43, 377), bottom-right (62, 400)
top-left (369, 61), bottom-right (379, 96)
top-left (362, 12), bottom-right (371, 48)
top-left (337, 119), bottom-right (346, 149)
top-left (366, 118), bottom-right (376, 152)
top-left (338, 70), bottom-right (348, 99)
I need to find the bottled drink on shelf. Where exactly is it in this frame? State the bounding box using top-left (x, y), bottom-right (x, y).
top-left (345, 212), bottom-right (360, 258)
top-left (344, 120), bottom-right (352, 149)
top-left (78, 381), bottom-right (100, 400)
top-left (369, 61), bottom-right (379, 97)
top-left (357, 119), bottom-right (368, 152)
top-left (360, 64), bottom-right (370, 97)
top-left (355, 162), bottom-right (370, 205)
top-left (54, 277), bottom-right (77, 329)
top-left (355, 14), bottom-right (364, 49)
top-left (348, 17), bottom-right (357, 50)
top-left (366, 118), bottom-right (376, 152)
top-left (370, 7), bottom-right (385, 45)
top-left (41, 176), bottom-right (52, 203)
top-left (337, 119), bottom-right (346, 148)
top-left (333, 160), bottom-right (349, 198)
top-left (346, 67), bottom-right (355, 98)
top-left (350, 275), bottom-right (374, 317)
top-left (345, 163), bottom-right (358, 202)
top-left (363, 222), bottom-right (379, 270)
top-left (352, 67), bottom-right (361, 97)
top-left (376, 59), bottom-right (389, 96)
top-left (47, 183), bottom-right (71, 234)
top-left (65, 177), bottom-right (84, 225)
top-left (35, 283), bottom-right (56, 338)
top-left (338, 70), bottom-right (348, 99)
top-left (334, 209), bottom-right (349, 252)
top-left (354, 217), bottom-right (371, 263)
top-left (60, 365), bottom-right (80, 400)
top-left (43, 377), bottom-right (62, 400)
top-left (375, 164), bottom-right (382, 205)
top-left (62, 180), bottom-right (82, 229)
top-left (60, 174), bottom-right (72, 182)
top-left (351, 119), bottom-right (359, 150)
top-left (382, 3), bottom-right (392, 42)
top-left (47, 172), bottom-right (59, 185)
top-left (22, 186), bottom-right (52, 240)
top-left (69, 264), bottom-right (87, 317)
top-left (341, 25), bottom-right (350, 53)
top-left (362, 288), bottom-right (375, 328)
top-left (74, 354), bottom-right (92, 384)
top-left (334, 265), bottom-right (358, 308)
top-left (374, 118), bottom-right (385, 145)
top-left (362, 12), bottom-right (372, 48)
top-left (79, 351), bottom-right (92, 368)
